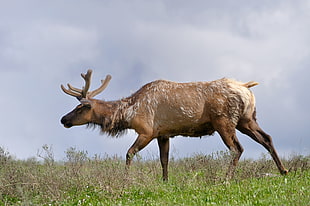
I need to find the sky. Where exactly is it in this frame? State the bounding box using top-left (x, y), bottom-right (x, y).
top-left (0, 0), bottom-right (309, 161)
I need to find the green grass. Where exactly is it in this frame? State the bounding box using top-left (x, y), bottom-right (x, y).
top-left (0, 146), bottom-right (309, 205)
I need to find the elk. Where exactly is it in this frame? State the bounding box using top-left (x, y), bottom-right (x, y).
top-left (61, 69), bottom-right (288, 181)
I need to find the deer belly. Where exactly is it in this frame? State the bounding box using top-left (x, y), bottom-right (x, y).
top-left (156, 120), bottom-right (215, 137)
top-left (152, 101), bottom-right (211, 136)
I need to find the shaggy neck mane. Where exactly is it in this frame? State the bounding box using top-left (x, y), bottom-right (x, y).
top-left (88, 100), bottom-right (132, 137)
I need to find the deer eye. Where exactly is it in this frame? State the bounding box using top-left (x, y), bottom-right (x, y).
top-left (78, 103), bottom-right (92, 113)
top-left (83, 103), bottom-right (92, 108)
top-left (76, 107), bottom-right (84, 114)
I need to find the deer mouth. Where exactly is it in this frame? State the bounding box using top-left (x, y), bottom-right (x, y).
top-left (63, 123), bottom-right (72, 128)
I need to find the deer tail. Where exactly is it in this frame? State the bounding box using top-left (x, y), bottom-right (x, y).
top-left (243, 81), bottom-right (259, 88)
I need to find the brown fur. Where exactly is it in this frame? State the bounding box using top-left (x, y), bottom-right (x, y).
top-left (61, 74), bottom-right (288, 181)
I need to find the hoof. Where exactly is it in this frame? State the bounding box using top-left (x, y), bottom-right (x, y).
top-left (281, 169), bottom-right (289, 175)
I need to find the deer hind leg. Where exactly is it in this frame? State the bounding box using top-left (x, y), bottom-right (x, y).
top-left (157, 137), bottom-right (170, 181)
top-left (213, 118), bottom-right (244, 179)
top-left (237, 119), bottom-right (288, 175)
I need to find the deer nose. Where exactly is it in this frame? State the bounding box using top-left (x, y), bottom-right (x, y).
top-left (61, 116), bottom-right (72, 128)
top-left (60, 116), bottom-right (66, 124)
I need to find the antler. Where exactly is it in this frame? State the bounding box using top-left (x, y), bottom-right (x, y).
top-left (61, 69), bottom-right (112, 100)
top-left (88, 75), bottom-right (112, 98)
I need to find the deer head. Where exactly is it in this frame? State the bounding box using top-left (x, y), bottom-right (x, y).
top-left (60, 69), bottom-right (111, 128)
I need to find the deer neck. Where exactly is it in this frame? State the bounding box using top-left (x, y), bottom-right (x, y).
top-left (90, 99), bottom-right (130, 136)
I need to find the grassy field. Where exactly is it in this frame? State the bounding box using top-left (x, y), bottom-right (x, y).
top-left (0, 146), bottom-right (309, 205)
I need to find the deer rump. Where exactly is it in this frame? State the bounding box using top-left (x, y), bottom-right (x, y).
top-left (125, 78), bottom-right (255, 138)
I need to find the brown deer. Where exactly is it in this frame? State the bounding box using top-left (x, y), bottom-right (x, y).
top-left (61, 69), bottom-right (288, 181)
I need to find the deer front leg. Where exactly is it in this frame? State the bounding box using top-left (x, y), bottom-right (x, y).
top-left (126, 134), bottom-right (153, 167)
top-left (157, 137), bottom-right (170, 181)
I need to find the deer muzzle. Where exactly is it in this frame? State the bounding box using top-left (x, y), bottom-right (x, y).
top-left (61, 116), bottom-right (73, 128)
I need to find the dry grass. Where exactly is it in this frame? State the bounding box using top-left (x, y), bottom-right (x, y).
top-left (0, 145), bottom-right (309, 205)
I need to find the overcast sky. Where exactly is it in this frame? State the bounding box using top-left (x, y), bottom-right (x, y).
top-left (0, 0), bottom-right (309, 161)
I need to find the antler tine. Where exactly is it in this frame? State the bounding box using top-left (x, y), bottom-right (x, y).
top-left (88, 75), bottom-right (112, 98)
top-left (67, 84), bottom-right (83, 93)
top-left (61, 84), bottom-right (82, 98)
top-left (81, 69), bottom-right (92, 98)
